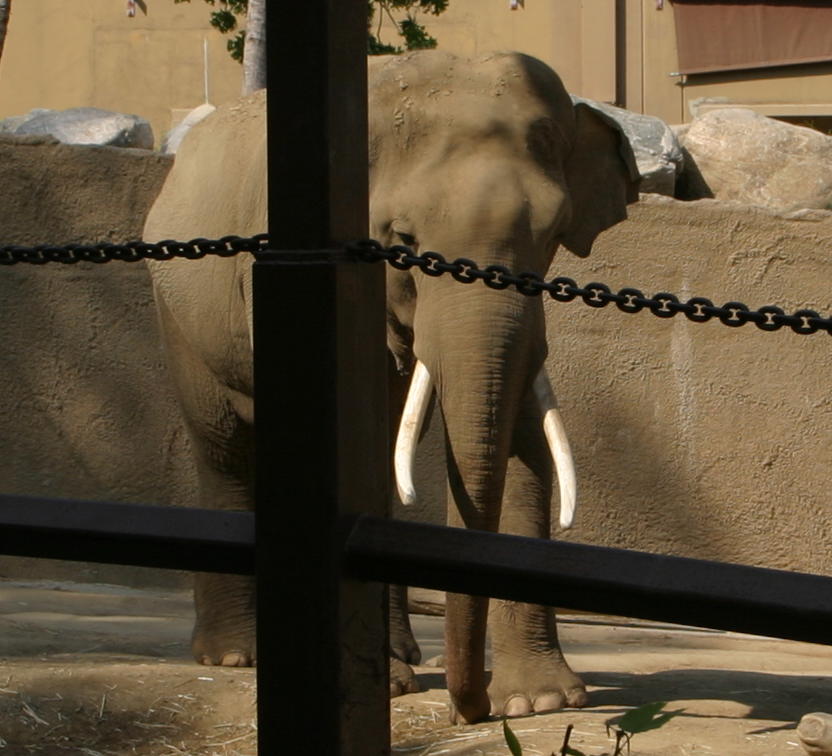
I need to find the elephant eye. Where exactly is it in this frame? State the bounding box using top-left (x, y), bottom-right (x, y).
top-left (395, 231), bottom-right (417, 248)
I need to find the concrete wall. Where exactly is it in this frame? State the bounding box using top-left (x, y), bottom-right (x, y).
top-left (1, 135), bottom-right (830, 587)
top-left (0, 0), bottom-right (243, 148)
top-left (383, 1), bottom-right (832, 126)
top-left (627, 1), bottom-right (832, 125)
top-left (376, 1), bottom-right (617, 103)
top-left (0, 136), bottom-right (195, 587)
top-left (1, 1), bottom-right (830, 137)
top-left (403, 195), bottom-right (832, 577)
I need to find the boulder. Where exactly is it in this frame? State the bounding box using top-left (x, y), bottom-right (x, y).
top-left (0, 110), bottom-right (48, 134)
top-left (6, 107), bottom-right (154, 149)
top-left (162, 103), bottom-right (216, 154)
top-left (571, 96), bottom-right (684, 196)
top-left (676, 108), bottom-right (832, 211)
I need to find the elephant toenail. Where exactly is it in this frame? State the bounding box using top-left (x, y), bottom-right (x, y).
top-left (504, 694), bottom-right (532, 717)
top-left (532, 692), bottom-right (565, 713)
top-left (565, 687), bottom-right (589, 708)
top-left (220, 652), bottom-right (246, 667)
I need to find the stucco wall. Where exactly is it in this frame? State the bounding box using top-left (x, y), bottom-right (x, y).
top-left (402, 195), bottom-right (832, 577)
top-left (1, 135), bottom-right (830, 586)
top-left (0, 136), bottom-right (195, 587)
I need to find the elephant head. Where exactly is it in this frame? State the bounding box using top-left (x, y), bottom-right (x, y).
top-left (370, 51), bottom-right (638, 527)
top-left (369, 51), bottom-right (639, 722)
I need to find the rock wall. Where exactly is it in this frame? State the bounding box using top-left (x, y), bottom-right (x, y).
top-left (404, 195), bottom-right (832, 577)
top-left (0, 136), bottom-right (194, 587)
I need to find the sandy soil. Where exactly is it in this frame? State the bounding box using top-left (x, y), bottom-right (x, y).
top-left (0, 580), bottom-right (830, 755)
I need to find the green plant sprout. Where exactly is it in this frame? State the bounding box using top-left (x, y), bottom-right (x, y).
top-left (502, 701), bottom-right (685, 756)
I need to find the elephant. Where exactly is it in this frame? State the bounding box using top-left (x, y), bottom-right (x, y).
top-left (143, 50), bottom-right (639, 725)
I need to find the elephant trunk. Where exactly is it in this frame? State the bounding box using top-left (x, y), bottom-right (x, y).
top-left (395, 272), bottom-right (576, 526)
top-left (412, 282), bottom-right (545, 532)
top-left (395, 362), bottom-right (576, 528)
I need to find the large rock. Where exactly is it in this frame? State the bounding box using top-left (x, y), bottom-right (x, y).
top-left (676, 108), bottom-right (832, 211)
top-left (571, 96), bottom-right (684, 196)
top-left (4, 107), bottom-right (154, 149)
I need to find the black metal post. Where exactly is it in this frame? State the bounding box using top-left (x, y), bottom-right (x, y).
top-left (256, 3), bottom-right (388, 756)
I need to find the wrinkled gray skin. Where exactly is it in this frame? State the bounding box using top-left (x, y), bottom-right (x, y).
top-left (144, 51), bottom-right (638, 724)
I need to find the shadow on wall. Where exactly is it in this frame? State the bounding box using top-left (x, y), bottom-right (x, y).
top-left (0, 136), bottom-right (196, 588)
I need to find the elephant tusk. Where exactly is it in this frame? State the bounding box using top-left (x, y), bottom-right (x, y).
top-left (394, 360), bottom-right (433, 506)
top-left (533, 369), bottom-right (577, 529)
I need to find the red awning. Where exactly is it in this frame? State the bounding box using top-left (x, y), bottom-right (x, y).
top-left (671, 1), bottom-right (832, 75)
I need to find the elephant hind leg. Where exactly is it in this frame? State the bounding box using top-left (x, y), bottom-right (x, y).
top-left (390, 584), bottom-right (421, 665)
top-left (389, 583), bottom-right (422, 697)
top-left (388, 357), bottom-right (423, 696)
top-left (153, 296), bottom-right (258, 668)
top-left (487, 389), bottom-right (587, 716)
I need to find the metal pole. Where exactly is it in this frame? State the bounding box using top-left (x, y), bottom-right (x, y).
top-left (343, 515), bottom-right (832, 647)
top-left (0, 494), bottom-right (254, 574)
top-left (256, 3), bottom-right (389, 755)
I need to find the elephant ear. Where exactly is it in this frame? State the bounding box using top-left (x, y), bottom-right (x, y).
top-left (558, 102), bottom-right (640, 257)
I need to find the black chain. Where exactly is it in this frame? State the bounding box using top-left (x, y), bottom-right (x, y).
top-left (2, 234), bottom-right (828, 336)
top-left (0, 234), bottom-right (270, 265)
top-left (351, 239), bottom-right (832, 337)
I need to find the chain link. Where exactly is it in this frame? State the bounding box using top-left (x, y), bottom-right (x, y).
top-left (351, 239), bottom-right (832, 337)
top-left (2, 234), bottom-right (828, 336)
top-left (0, 234), bottom-right (270, 265)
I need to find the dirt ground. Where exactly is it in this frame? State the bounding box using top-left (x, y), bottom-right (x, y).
top-left (0, 580), bottom-right (830, 755)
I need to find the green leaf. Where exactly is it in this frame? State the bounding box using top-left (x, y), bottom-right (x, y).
top-left (502, 718), bottom-right (524, 756)
top-left (209, 8), bottom-right (237, 33)
top-left (227, 30), bottom-right (245, 63)
top-left (367, 34), bottom-right (401, 55)
top-left (399, 17), bottom-right (438, 50)
top-left (612, 701), bottom-right (684, 735)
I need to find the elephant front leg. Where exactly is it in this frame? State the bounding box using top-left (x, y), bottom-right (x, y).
top-left (488, 600), bottom-right (586, 716)
top-left (445, 591), bottom-right (492, 724)
top-left (192, 572), bottom-right (257, 667)
top-left (487, 394), bottom-right (587, 716)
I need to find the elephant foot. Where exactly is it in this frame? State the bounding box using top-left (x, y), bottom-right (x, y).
top-left (487, 659), bottom-right (587, 718)
top-left (391, 630), bottom-right (422, 666)
top-left (389, 584), bottom-right (422, 666)
top-left (448, 688), bottom-right (492, 725)
top-left (390, 657), bottom-right (420, 697)
top-left (192, 627), bottom-right (256, 668)
top-left (198, 650), bottom-right (255, 667)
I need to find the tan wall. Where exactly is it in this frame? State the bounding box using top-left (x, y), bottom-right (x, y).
top-left (403, 196), bottom-right (832, 577)
top-left (633, 2), bottom-right (832, 124)
top-left (399, 1), bottom-right (832, 125)
top-left (2, 1), bottom-right (830, 141)
top-left (0, 136), bottom-right (195, 587)
top-left (377, 0), bottom-right (617, 101)
top-left (0, 0), bottom-right (243, 148)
